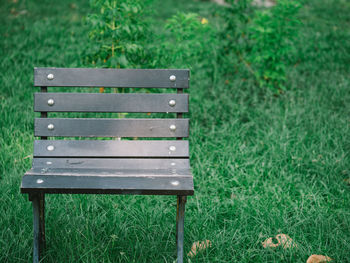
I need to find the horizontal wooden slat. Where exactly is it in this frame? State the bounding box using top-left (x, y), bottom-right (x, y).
top-left (21, 175), bottom-right (194, 195)
top-left (26, 168), bottom-right (191, 177)
top-left (34, 93), bottom-right (189, 113)
top-left (34, 68), bottom-right (189, 88)
top-left (33, 140), bottom-right (189, 158)
top-left (32, 158), bottom-right (190, 169)
top-left (35, 118), bottom-right (189, 138)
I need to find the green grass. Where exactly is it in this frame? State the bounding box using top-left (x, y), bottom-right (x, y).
top-left (1, 0), bottom-right (350, 262)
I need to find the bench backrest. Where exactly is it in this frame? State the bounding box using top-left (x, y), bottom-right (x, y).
top-left (33, 67), bottom-right (190, 159)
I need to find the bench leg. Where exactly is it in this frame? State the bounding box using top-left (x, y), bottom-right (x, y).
top-left (176, 196), bottom-right (187, 263)
top-left (31, 193), bottom-right (45, 263)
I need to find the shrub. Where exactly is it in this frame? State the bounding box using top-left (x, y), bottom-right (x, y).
top-left (248, 0), bottom-right (302, 93)
top-left (221, 0), bottom-right (252, 54)
top-left (155, 12), bottom-right (217, 74)
top-left (84, 0), bottom-right (151, 68)
top-left (219, 0), bottom-right (252, 76)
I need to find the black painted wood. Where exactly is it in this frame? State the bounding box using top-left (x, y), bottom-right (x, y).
top-left (32, 158), bottom-right (190, 169)
top-left (176, 196), bottom-right (187, 263)
top-left (21, 175), bottom-right (194, 195)
top-left (23, 67), bottom-right (193, 263)
top-left (35, 118), bottom-right (189, 138)
top-left (34, 68), bottom-right (189, 88)
top-left (40, 86), bottom-right (48, 140)
top-left (33, 140), bottom-right (189, 158)
top-left (25, 167), bottom-right (192, 177)
top-left (34, 93), bottom-right (189, 113)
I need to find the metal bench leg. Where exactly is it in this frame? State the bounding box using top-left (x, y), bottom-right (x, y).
top-left (31, 193), bottom-right (45, 263)
top-left (176, 195), bottom-right (187, 263)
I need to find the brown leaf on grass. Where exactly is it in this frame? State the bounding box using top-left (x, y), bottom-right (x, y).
top-left (99, 87), bottom-right (105, 93)
top-left (262, 237), bottom-right (280, 248)
top-left (187, 240), bottom-right (212, 257)
top-left (262, 234), bottom-right (297, 249)
top-left (306, 254), bottom-right (333, 263)
top-left (344, 178), bottom-right (350, 185)
top-left (276, 234), bottom-right (298, 248)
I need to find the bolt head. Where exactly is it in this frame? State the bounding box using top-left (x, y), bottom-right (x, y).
top-left (36, 179), bottom-right (44, 184)
top-left (169, 146), bottom-right (176, 151)
top-left (47, 124), bottom-right (54, 130)
top-left (170, 124), bottom-right (176, 131)
top-left (169, 100), bottom-right (176, 107)
top-left (47, 99), bottom-right (55, 106)
top-left (47, 73), bottom-right (54, 80)
top-left (169, 75), bottom-right (176, 82)
top-left (171, 180), bottom-right (179, 186)
top-left (47, 145), bottom-right (54, 151)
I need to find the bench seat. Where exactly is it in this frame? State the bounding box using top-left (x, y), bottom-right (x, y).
top-left (21, 166), bottom-right (194, 195)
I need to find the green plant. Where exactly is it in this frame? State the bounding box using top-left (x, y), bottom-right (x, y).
top-left (248, 0), bottom-right (302, 93)
top-left (221, 0), bottom-right (252, 53)
top-left (217, 0), bottom-right (252, 78)
top-left (155, 12), bottom-right (217, 72)
top-left (84, 0), bottom-right (151, 68)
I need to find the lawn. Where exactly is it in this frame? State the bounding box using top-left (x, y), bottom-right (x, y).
top-left (1, 0), bottom-right (350, 262)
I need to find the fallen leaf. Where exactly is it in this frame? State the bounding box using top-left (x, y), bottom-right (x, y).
top-left (306, 254), bottom-right (333, 263)
top-left (99, 87), bottom-right (104, 93)
top-left (262, 237), bottom-right (279, 248)
top-left (344, 178), bottom-right (350, 185)
top-left (188, 240), bottom-right (211, 257)
top-left (262, 234), bottom-right (297, 249)
top-left (276, 234), bottom-right (297, 249)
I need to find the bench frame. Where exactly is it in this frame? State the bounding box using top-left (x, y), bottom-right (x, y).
top-left (28, 194), bottom-right (187, 262)
top-left (22, 68), bottom-right (193, 263)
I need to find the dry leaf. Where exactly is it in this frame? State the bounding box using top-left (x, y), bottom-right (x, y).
top-left (188, 240), bottom-right (211, 257)
top-left (306, 254), bottom-right (333, 263)
top-left (262, 234), bottom-right (297, 249)
top-left (276, 234), bottom-right (297, 249)
top-left (99, 87), bottom-right (104, 93)
top-left (344, 178), bottom-right (350, 185)
top-left (262, 237), bottom-right (280, 248)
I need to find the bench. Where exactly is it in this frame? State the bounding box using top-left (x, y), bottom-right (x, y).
top-left (21, 67), bottom-right (194, 263)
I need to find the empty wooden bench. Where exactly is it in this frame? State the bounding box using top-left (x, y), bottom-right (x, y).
top-left (21, 67), bottom-right (194, 263)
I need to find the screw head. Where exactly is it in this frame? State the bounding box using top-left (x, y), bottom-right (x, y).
top-left (47, 145), bottom-right (55, 151)
top-left (47, 73), bottom-right (54, 80)
top-left (171, 180), bottom-right (179, 186)
top-left (169, 75), bottom-right (176, 82)
top-left (47, 124), bottom-right (54, 130)
top-left (169, 124), bottom-right (176, 131)
top-left (169, 100), bottom-right (176, 107)
top-left (47, 99), bottom-right (55, 106)
top-left (169, 146), bottom-right (176, 151)
top-left (36, 179), bottom-right (44, 184)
